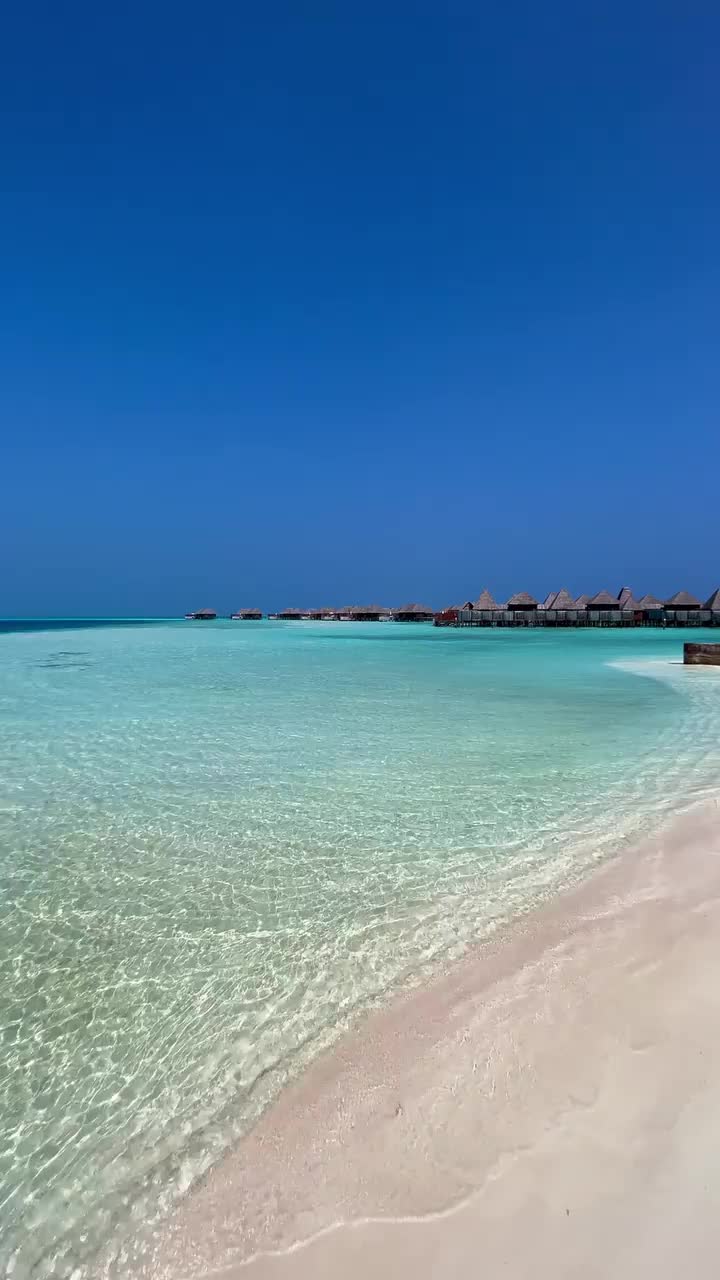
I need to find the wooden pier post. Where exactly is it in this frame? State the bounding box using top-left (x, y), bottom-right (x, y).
top-left (684, 643), bottom-right (720, 666)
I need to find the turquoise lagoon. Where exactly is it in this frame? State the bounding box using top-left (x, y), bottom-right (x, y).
top-left (1, 619), bottom-right (720, 1277)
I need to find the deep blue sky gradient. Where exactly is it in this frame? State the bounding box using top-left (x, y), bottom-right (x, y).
top-left (2, 2), bottom-right (719, 614)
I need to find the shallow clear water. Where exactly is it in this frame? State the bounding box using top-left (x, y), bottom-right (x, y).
top-left (1, 620), bottom-right (720, 1277)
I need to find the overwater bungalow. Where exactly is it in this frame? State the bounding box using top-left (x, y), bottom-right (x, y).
top-left (348, 605), bottom-right (391, 621)
top-left (506, 591), bottom-right (539, 611)
top-left (549, 588), bottom-right (577, 612)
top-left (473, 588), bottom-right (500, 610)
top-left (186, 608), bottom-right (217, 620)
top-left (665, 590), bottom-right (702, 610)
top-left (526, 588), bottom-right (583, 626)
top-left (278, 608), bottom-right (308, 620)
top-left (619, 595), bottom-right (644, 622)
top-left (663, 590), bottom-right (704, 625)
top-left (586, 590), bottom-right (620, 612)
top-left (619, 593), bottom-right (662, 624)
top-left (306, 607), bottom-right (336, 619)
top-left (393, 603), bottom-right (435, 622)
top-left (230, 608), bottom-right (263, 619)
top-left (575, 595), bottom-right (590, 609)
top-left (454, 589), bottom-right (498, 620)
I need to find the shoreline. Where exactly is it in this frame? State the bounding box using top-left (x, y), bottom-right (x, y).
top-left (112, 795), bottom-right (720, 1280)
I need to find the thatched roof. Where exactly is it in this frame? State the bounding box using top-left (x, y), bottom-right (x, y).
top-left (233, 608), bottom-right (262, 616)
top-left (550, 588), bottom-right (578, 611)
top-left (279, 608), bottom-right (306, 618)
top-left (394, 603), bottom-right (434, 614)
top-left (638, 593), bottom-right (664, 609)
top-left (540, 592), bottom-right (555, 609)
top-left (704, 587), bottom-right (720, 610)
top-left (507, 591), bottom-right (539, 608)
top-left (473, 588), bottom-right (499, 610)
top-left (665, 590), bottom-right (702, 608)
top-left (192, 608), bottom-right (216, 618)
top-left (619, 596), bottom-right (643, 612)
top-left (617, 586), bottom-right (634, 606)
top-left (575, 595), bottom-right (590, 608)
top-left (587, 590), bottom-right (619, 608)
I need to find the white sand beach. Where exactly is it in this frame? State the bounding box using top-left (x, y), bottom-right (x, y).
top-left (117, 797), bottom-right (720, 1280)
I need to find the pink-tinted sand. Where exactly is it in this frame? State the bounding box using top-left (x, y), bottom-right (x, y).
top-left (115, 799), bottom-right (720, 1280)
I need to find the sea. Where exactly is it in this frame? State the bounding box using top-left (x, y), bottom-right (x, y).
top-left (2, 618), bottom-right (720, 1278)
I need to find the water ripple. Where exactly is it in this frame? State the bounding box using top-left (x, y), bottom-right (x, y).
top-left (1, 624), bottom-right (719, 1278)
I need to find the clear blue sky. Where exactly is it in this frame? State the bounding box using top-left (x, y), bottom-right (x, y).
top-left (2, 1), bottom-right (718, 614)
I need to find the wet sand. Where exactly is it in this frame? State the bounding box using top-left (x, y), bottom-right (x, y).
top-left (120, 799), bottom-right (720, 1280)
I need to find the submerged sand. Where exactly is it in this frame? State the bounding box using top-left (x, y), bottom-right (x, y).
top-left (118, 800), bottom-right (720, 1280)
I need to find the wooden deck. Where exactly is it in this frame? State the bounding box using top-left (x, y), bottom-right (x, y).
top-left (447, 609), bottom-right (720, 629)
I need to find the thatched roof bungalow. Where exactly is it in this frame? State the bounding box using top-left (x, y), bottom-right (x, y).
top-left (348, 605), bottom-right (390, 621)
top-left (507, 591), bottom-right (539, 611)
top-left (638, 593), bottom-right (664, 610)
top-left (549, 588), bottom-right (578, 611)
top-left (231, 608), bottom-right (263, 619)
top-left (473, 588), bottom-right (500, 610)
top-left (278, 608), bottom-right (308, 620)
top-left (186, 608), bottom-right (217, 620)
top-left (575, 595), bottom-right (589, 609)
top-left (665, 590), bottom-right (702, 609)
top-left (704, 588), bottom-right (720, 611)
top-left (586, 590), bottom-right (619, 611)
top-left (393, 603), bottom-right (435, 622)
